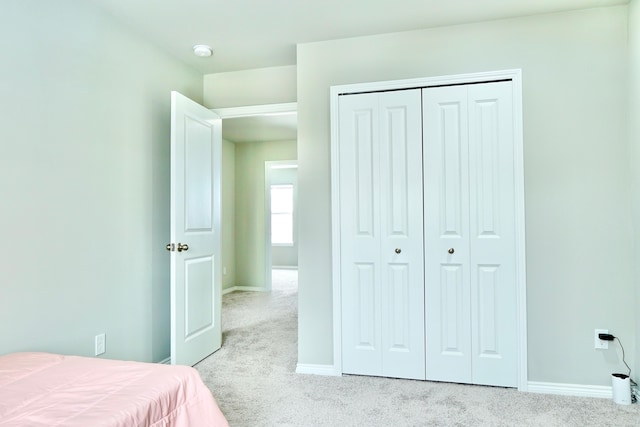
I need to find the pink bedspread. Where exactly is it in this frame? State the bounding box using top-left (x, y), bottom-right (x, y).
top-left (0, 352), bottom-right (229, 427)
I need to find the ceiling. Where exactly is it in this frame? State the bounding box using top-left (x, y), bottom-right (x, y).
top-left (87, 0), bottom-right (626, 143)
top-left (221, 114), bottom-right (297, 143)
top-left (87, 0), bottom-right (627, 75)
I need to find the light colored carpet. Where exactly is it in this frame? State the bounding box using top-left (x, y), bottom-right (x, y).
top-left (196, 270), bottom-right (640, 426)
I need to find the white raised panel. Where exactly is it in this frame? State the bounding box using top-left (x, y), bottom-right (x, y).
top-left (184, 115), bottom-right (214, 232)
top-left (472, 258), bottom-right (517, 387)
top-left (380, 92), bottom-right (422, 243)
top-left (469, 81), bottom-right (514, 248)
top-left (425, 262), bottom-right (471, 383)
top-left (355, 110), bottom-right (375, 236)
top-left (184, 256), bottom-right (214, 340)
top-left (472, 99), bottom-right (500, 237)
top-left (441, 102), bottom-right (465, 237)
top-left (442, 265), bottom-right (465, 355)
top-left (342, 260), bottom-right (381, 376)
top-left (385, 106), bottom-right (410, 236)
top-left (355, 263), bottom-right (376, 349)
top-left (387, 264), bottom-right (410, 351)
top-left (476, 265), bottom-right (499, 356)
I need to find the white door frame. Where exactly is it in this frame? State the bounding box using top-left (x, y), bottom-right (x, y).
top-left (330, 69), bottom-right (528, 390)
top-left (212, 103), bottom-right (297, 292)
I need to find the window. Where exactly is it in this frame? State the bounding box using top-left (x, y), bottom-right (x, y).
top-left (271, 184), bottom-right (294, 245)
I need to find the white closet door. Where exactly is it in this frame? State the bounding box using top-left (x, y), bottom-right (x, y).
top-left (423, 85), bottom-right (472, 383)
top-left (468, 82), bottom-right (517, 387)
top-left (340, 90), bottom-right (425, 380)
top-left (424, 81), bottom-right (517, 387)
top-left (379, 91), bottom-right (425, 379)
top-left (339, 92), bottom-right (381, 377)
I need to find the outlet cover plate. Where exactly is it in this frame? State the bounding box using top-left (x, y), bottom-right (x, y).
top-left (95, 333), bottom-right (106, 356)
top-left (594, 329), bottom-right (609, 350)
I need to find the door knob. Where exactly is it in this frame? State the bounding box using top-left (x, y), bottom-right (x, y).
top-left (448, 248), bottom-right (455, 254)
top-left (395, 248), bottom-right (401, 254)
top-left (166, 243), bottom-right (175, 252)
top-left (177, 243), bottom-right (189, 252)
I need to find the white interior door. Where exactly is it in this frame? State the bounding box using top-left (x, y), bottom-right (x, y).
top-left (169, 91), bottom-right (222, 366)
top-left (423, 81), bottom-right (517, 387)
top-left (339, 90), bottom-right (425, 380)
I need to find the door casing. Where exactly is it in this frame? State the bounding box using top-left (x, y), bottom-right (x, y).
top-left (329, 69), bottom-right (527, 390)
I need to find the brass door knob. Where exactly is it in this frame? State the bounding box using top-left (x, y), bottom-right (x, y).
top-left (177, 243), bottom-right (189, 252)
top-left (166, 243), bottom-right (175, 252)
top-left (448, 248), bottom-right (455, 254)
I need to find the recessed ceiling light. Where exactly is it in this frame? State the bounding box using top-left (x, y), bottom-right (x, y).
top-left (193, 45), bottom-right (213, 57)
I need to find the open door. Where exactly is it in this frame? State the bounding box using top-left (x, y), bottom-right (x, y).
top-left (169, 91), bottom-right (222, 366)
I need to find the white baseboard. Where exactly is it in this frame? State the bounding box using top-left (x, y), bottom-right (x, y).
top-left (291, 367), bottom-right (613, 399)
top-left (223, 286), bottom-right (268, 295)
top-left (158, 357), bottom-right (171, 365)
top-left (273, 266), bottom-right (298, 270)
top-left (296, 363), bottom-right (341, 376)
top-left (527, 381), bottom-right (612, 399)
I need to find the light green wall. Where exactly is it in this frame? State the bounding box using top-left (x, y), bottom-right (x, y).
top-left (297, 6), bottom-right (633, 386)
top-left (203, 66), bottom-right (296, 109)
top-left (222, 140), bottom-right (237, 290)
top-left (629, 0), bottom-right (640, 376)
top-left (235, 141), bottom-right (297, 288)
top-left (0, 0), bottom-right (202, 362)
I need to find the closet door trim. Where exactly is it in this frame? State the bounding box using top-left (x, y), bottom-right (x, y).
top-left (330, 69), bottom-right (527, 390)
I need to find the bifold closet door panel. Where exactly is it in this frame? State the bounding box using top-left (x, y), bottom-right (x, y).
top-left (467, 81), bottom-right (517, 387)
top-left (423, 85), bottom-right (473, 384)
top-left (423, 81), bottom-right (517, 387)
top-left (339, 92), bottom-right (382, 377)
top-left (339, 90), bottom-right (425, 380)
top-left (378, 91), bottom-right (425, 380)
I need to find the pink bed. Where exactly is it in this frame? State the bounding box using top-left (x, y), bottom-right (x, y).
top-left (0, 352), bottom-right (229, 427)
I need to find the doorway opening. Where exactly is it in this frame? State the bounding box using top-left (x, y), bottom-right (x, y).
top-left (212, 103), bottom-right (298, 294)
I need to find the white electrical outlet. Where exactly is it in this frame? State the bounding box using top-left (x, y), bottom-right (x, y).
top-left (594, 329), bottom-right (609, 350)
top-left (95, 333), bottom-right (106, 356)
top-left (223, 266), bottom-right (227, 276)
